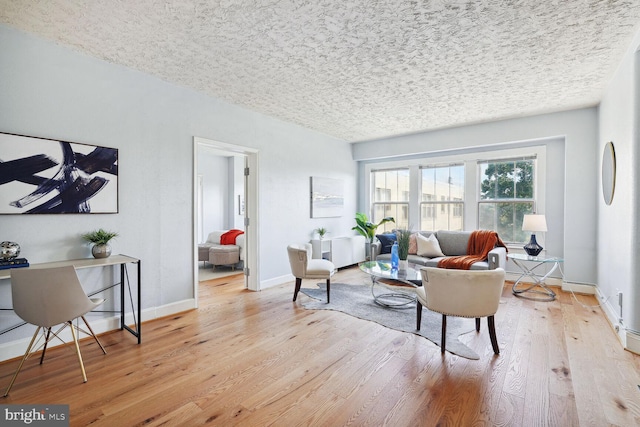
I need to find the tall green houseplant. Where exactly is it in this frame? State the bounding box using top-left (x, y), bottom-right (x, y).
top-left (396, 229), bottom-right (412, 261)
top-left (352, 212), bottom-right (395, 259)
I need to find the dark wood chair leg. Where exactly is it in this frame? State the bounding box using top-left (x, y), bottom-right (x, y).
top-left (475, 318), bottom-right (480, 332)
top-left (488, 315), bottom-right (499, 354)
top-left (40, 327), bottom-right (51, 364)
top-left (416, 302), bottom-right (422, 331)
top-left (326, 279), bottom-right (330, 303)
top-left (441, 314), bottom-right (447, 353)
top-left (293, 278), bottom-right (302, 301)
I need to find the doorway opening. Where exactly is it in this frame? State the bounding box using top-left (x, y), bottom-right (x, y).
top-left (193, 137), bottom-right (259, 307)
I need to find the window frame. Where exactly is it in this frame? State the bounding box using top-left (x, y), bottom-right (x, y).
top-left (419, 163), bottom-right (466, 231)
top-left (369, 167), bottom-right (411, 232)
top-left (362, 146), bottom-right (546, 245)
top-left (477, 156), bottom-right (538, 244)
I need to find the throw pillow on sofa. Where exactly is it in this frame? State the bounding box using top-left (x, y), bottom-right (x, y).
top-left (376, 233), bottom-right (397, 254)
top-left (416, 233), bottom-right (445, 257)
top-left (408, 233), bottom-right (418, 255)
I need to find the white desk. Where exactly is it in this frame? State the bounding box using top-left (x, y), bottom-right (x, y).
top-left (0, 254), bottom-right (141, 343)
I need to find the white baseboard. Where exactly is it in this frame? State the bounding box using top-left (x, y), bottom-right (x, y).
top-left (561, 281), bottom-right (596, 295)
top-left (0, 298), bottom-right (197, 363)
top-left (625, 329), bottom-right (640, 355)
top-left (595, 287), bottom-right (640, 355)
top-left (505, 272), bottom-right (596, 295)
top-left (260, 274), bottom-right (293, 291)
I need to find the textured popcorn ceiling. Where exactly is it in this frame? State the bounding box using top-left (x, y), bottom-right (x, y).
top-left (2, 1), bottom-right (640, 142)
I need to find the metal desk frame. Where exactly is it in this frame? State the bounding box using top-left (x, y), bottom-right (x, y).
top-left (0, 254), bottom-right (141, 343)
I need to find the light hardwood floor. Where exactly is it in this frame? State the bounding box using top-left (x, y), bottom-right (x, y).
top-left (1, 266), bottom-right (639, 426)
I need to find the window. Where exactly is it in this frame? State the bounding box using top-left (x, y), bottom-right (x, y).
top-left (478, 158), bottom-right (535, 243)
top-left (420, 164), bottom-right (464, 231)
top-left (371, 168), bottom-right (410, 231)
top-left (364, 146), bottom-right (545, 242)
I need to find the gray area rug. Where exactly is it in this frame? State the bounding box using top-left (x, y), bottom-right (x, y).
top-left (300, 282), bottom-right (479, 360)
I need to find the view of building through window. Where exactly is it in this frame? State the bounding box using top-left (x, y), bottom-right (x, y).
top-left (420, 164), bottom-right (464, 231)
top-left (368, 155), bottom-right (537, 243)
top-left (371, 168), bottom-right (409, 232)
top-left (478, 158), bottom-right (535, 243)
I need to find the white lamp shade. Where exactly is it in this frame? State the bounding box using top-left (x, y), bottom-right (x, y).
top-left (522, 214), bottom-right (547, 232)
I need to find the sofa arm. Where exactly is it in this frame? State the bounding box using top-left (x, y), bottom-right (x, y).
top-left (488, 247), bottom-right (507, 270)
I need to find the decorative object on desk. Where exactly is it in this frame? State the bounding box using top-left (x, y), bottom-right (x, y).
top-left (0, 257), bottom-right (29, 270)
top-left (81, 228), bottom-right (118, 258)
top-left (315, 227), bottom-right (328, 240)
top-left (522, 214), bottom-right (547, 256)
top-left (352, 212), bottom-right (395, 260)
top-left (0, 132), bottom-right (118, 214)
top-left (602, 141), bottom-right (616, 205)
top-left (1, 241), bottom-right (20, 260)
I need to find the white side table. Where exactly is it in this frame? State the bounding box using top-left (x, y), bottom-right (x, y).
top-left (509, 253), bottom-right (563, 301)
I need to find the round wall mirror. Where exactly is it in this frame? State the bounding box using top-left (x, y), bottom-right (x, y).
top-left (602, 141), bottom-right (616, 205)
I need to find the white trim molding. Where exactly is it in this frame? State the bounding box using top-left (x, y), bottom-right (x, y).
top-left (0, 299), bottom-right (197, 363)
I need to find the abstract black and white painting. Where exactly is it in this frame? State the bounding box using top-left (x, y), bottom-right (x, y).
top-left (310, 176), bottom-right (343, 218)
top-left (0, 132), bottom-right (118, 214)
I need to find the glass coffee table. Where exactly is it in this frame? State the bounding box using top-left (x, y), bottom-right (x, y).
top-left (359, 260), bottom-right (423, 308)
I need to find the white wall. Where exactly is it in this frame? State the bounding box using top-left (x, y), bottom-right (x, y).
top-left (352, 108), bottom-right (597, 286)
top-left (598, 30), bottom-right (640, 338)
top-left (0, 25), bottom-right (356, 353)
top-left (230, 156), bottom-right (245, 230)
top-left (198, 149), bottom-right (229, 239)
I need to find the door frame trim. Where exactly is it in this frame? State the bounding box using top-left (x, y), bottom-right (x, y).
top-left (193, 137), bottom-right (260, 306)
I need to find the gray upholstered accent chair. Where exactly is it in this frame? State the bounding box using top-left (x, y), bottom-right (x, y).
top-left (417, 267), bottom-right (505, 355)
top-left (4, 265), bottom-right (107, 396)
top-left (287, 243), bottom-right (336, 303)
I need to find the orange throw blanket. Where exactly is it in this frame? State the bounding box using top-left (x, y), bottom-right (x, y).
top-left (437, 230), bottom-right (507, 270)
top-left (220, 229), bottom-right (244, 245)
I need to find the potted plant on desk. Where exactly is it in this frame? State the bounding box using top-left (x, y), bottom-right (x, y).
top-left (82, 228), bottom-right (118, 259)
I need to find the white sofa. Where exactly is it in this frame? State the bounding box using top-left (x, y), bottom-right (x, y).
top-left (198, 230), bottom-right (245, 269)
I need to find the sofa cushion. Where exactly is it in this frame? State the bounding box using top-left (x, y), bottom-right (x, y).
top-left (435, 230), bottom-right (470, 256)
top-left (376, 233), bottom-right (397, 254)
top-left (408, 233), bottom-right (418, 255)
top-left (416, 233), bottom-right (445, 257)
top-left (206, 231), bottom-right (225, 244)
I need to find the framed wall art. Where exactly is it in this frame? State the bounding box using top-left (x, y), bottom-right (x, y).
top-left (310, 176), bottom-right (343, 218)
top-left (0, 132), bottom-right (118, 214)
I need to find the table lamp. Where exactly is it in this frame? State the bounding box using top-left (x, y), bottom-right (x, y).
top-left (522, 214), bottom-right (547, 256)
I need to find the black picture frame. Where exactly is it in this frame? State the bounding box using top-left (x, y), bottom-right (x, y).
top-left (0, 132), bottom-right (119, 214)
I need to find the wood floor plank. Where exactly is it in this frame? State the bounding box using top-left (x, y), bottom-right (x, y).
top-left (1, 269), bottom-right (639, 426)
top-left (562, 302), bottom-right (609, 426)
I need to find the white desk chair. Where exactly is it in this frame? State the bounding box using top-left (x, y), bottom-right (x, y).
top-left (287, 243), bottom-right (335, 303)
top-left (4, 265), bottom-right (107, 396)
